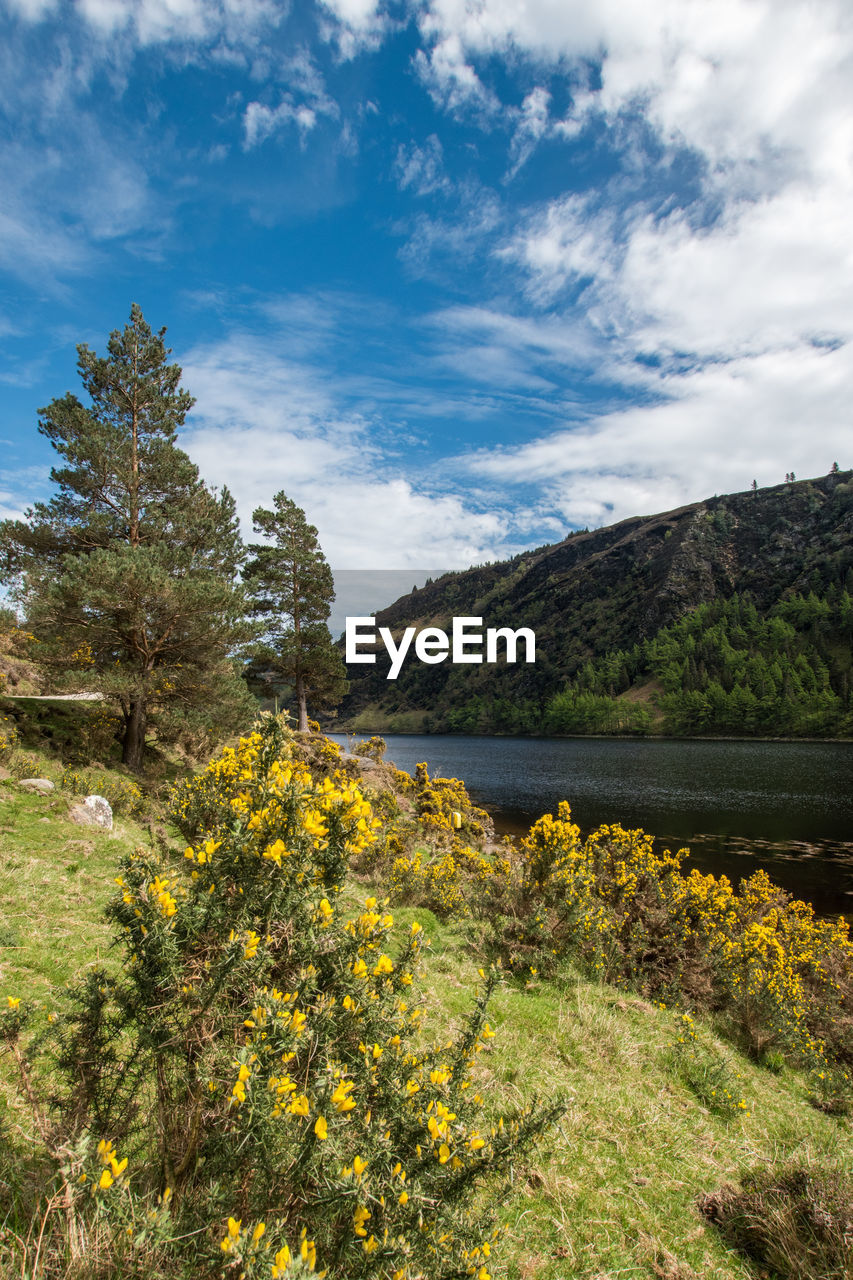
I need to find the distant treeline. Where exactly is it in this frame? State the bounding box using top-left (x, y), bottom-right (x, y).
top-left (431, 589), bottom-right (853, 737)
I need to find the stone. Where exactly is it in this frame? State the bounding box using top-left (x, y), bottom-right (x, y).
top-left (69, 794), bottom-right (113, 831)
top-left (18, 777), bottom-right (55, 794)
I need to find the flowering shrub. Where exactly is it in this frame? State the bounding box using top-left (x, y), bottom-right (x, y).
top-left (670, 1012), bottom-right (748, 1117)
top-left (61, 766), bottom-right (146, 817)
top-left (388, 792), bottom-right (852, 1088)
top-left (0, 715), bottom-right (18, 764)
top-left (412, 762), bottom-right (491, 847)
top-left (3, 715), bottom-right (562, 1278)
top-left (66, 703), bottom-right (124, 764)
top-left (6, 748), bottom-right (44, 780)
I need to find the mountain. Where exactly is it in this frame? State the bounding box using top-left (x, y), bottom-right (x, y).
top-left (334, 470), bottom-right (853, 736)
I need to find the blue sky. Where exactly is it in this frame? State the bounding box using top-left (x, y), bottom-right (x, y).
top-left (1, 0), bottom-right (852, 575)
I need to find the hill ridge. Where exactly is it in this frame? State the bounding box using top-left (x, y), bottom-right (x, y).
top-left (336, 469), bottom-right (853, 734)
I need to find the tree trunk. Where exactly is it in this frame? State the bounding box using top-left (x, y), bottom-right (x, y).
top-left (296, 674), bottom-right (309, 732)
top-left (122, 698), bottom-right (147, 771)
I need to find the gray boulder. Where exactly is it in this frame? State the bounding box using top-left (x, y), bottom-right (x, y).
top-left (18, 777), bottom-right (55, 794)
top-left (69, 794), bottom-right (113, 831)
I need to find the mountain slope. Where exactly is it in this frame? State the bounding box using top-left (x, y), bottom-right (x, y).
top-left (336, 471), bottom-right (853, 733)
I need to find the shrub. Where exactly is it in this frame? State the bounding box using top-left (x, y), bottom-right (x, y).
top-left (61, 766), bottom-right (146, 817)
top-left (6, 748), bottom-right (44, 780)
top-left (3, 715), bottom-right (562, 1278)
top-left (0, 715), bottom-right (18, 764)
top-left (699, 1163), bottom-right (853, 1279)
top-left (670, 1013), bottom-right (748, 1118)
top-left (62, 703), bottom-right (124, 764)
top-left (396, 795), bottom-right (853, 1080)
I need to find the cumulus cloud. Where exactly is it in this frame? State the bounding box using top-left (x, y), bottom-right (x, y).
top-left (416, 0), bottom-right (852, 170)
top-left (179, 325), bottom-right (522, 568)
top-left (399, 0), bottom-right (853, 526)
top-left (464, 339), bottom-right (853, 528)
top-left (317, 0), bottom-right (387, 57)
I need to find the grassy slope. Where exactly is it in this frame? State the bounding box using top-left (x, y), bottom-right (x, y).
top-left (381, 905), bottom-right (851, 1280)
top-left (1, 766), bottom-right (851, 1279)
top-left (0, 773), bottom-right (149, 1001)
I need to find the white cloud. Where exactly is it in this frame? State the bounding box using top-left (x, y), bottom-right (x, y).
top-left (0, 197), bottom-right (89, 281)
top-left (402, 0), bottom-right (853, 527)
top-left (317, 0), bottom-right (387, 58)
top-left (72, 0), bottom-right (279, 45)
top-left (179, 328), bottom-right (519, 567)
top-left (504, 163), bottom-right (853, 366)
top-left (426, 304), bottom-right (605, 389)
top-left (418, 0), bottom-right (853, 203)
top-left (398, 183), bottom-right (503, 273)
top-left (4, 0), bottom-right (59, 17)
top-left (242, 49), bottom-right (340, 147)
top-left (414, 32), bottom-right (501, 118)
top-left (465, 340), bottom-right (853, 528)
top-left (0, 117), bottom-right (156, 288)
top-left (393, 135), bottom-right (451, 197)
top-left (243, 99), bottom-right (314, 146)
top-left (0, 465), bottom-right (52, 523)
top-left (506, 86), bottom-right (551, 178)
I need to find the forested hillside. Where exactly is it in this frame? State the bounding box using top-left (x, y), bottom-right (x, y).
top-left (544, 589), bottom-right (853, 737)
top-left (338, 471), bottom-right (853, 736)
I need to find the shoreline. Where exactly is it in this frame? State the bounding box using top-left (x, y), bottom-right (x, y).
top-left (329, 727), bottom-right (853, 745)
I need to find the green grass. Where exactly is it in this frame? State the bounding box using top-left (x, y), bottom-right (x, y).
top-left (351, 884), bottom-right (853, 1280)
top-left (0, 772), bottom-right (148, 1001)
top-left (1, 761), bottom-right (851, 1280)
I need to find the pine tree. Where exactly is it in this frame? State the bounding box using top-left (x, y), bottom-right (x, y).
top-left (243, 492), bottom-right (347, 731)
top-left (0, 304), bottom-right (254, 770)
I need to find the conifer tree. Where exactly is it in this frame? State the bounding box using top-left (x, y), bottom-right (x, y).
top-left (243, 492), bottom-right (346, 731)
top-left (0, 304), bottom-right (254, 769)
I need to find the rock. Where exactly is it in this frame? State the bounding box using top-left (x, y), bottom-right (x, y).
top-left (18, 777), bottom-right (55, 794)
top-left (69, 794), bottom-right (113, 831)
top-left (0, 765), bottom-right (12, 781)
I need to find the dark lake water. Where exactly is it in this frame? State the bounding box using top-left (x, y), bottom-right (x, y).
top-left (329, 734), bottom-right (853, 917)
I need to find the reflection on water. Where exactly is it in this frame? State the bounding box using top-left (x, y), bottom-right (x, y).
top-left (329, 733), bottom-right (853, 917)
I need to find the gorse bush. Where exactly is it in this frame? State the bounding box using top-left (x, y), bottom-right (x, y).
top-left (365, 775), bottom-right (852, 1092)
top-left (379, 760), bottom-right (509, 918)
top-left (2, 716), bottom-right (562, 1279)
top-left (61, 765), bottom-right (146, 817)
top-left (6, 748), bottom-right (44, 780)
top-left (670, 1012), bottom-right (748, 1118)
top-left (0, 715), bottom-right (18, 763)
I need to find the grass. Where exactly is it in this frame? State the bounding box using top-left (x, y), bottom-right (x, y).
top-left (355, 883), bottom-right (853, 1279)
top-left (0, 778), bottom-right (148, 1003)
top-left (1, 752), bottom-right (852, 1280)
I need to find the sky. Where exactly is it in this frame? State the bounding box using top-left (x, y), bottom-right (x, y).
top-left (1, 0), bottom-right (852, 580)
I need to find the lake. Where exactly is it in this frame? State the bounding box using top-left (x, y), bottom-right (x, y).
top-left (329, 734), bottom-right (853, 917)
